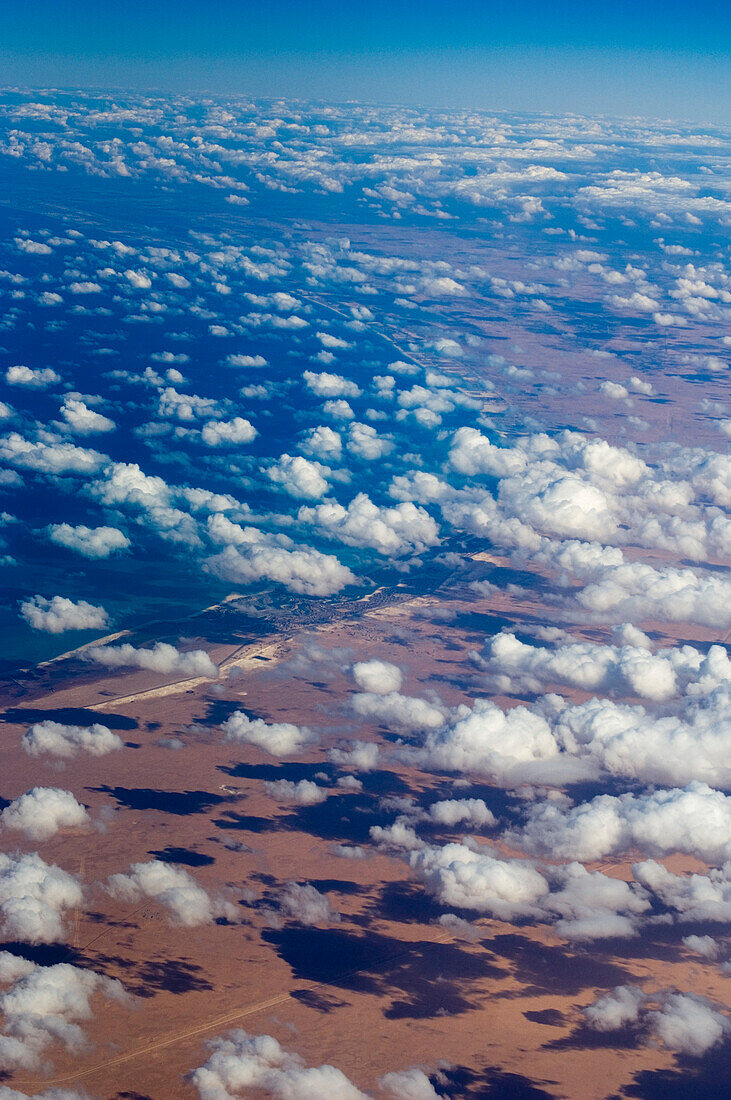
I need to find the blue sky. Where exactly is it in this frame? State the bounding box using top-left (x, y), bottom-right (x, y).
top-left (1, 1), bottom-right (730, 121)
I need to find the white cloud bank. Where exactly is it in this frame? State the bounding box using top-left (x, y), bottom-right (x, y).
top-left (0, 788), bottom-right (89, 841)
top-left (107, 860), bottom-right (238, 926)
top-left (0, 853), bottom-right (82, 943)
top-left (87, 641), bottom-right (217, 678)
top-left (20, 595), bottom-right (108, 634)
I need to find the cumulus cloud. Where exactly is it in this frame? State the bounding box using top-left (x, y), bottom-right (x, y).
top-left (158, 386), bottom-right (221, 422)
top-left (683, 935), bottom-right (720, 960)
top-left (299, 424), bottom-right (342, 461)
top-left (317, 332), bottom-right (351, 350)
top-left (264, 779), bottom-right (327, 805)
top-left (323, 398), bottom-right (355, 419)
top-left (0, 953), bottom-right (127, 1072)
top-left (300, 493), bottom-right (439, 556)
top-left (508, 783), bottom-right (731, 864)
top-left (15, 237), bottom-right (52, 254)
top-left (352, 659), bottom-right (403, 695)
top-left (584, 985), bottom-right (729, 1056)
top-left (124, 268), bottom-right (152, 289)
top-left (5, 365), bottom-right (60, 389)
top-left (201, 417), bottom-right (257, 446)
top-left (327, 740), bottom-right (380, 772)
top-left (272, 882), bottom-right (339, 926)
top-left (379, 1069), bottom-right (444, 1099)
top-left (407, 842), bottom-right (648, 940)
top-left (408, 842), bottom-right (549, 922)
top-left (59, 397), bottom-right (115, 435)
top-left (268, 454), bottom-right (329, 499)
top-left (475, 632), bottom-right (729, 702)
top-left (222, 712), bottom-right (316, 757)
top-left (207, 541), bottom-right (355, 596)
top-left (353, 690), bottom-right (447, 733)
top-left (20, 595), bottom-right (108, 634)
top-left (412, 697), bottom-right (566, 785)
top-left (347, 422), bottom-right (393, 460)
top-left (427, 799), bottom-right (496, 829)
top-left (225, 354), bottom-right (268, 368)
top-left (631, 860), bottom-right (731, 923)
top-left (68, 280), bottom-right (102, 295)
top-left (371, 818), bottom-right (424, 852)
top-left (0, 788), bottom-right (89, 841)
top-left (303, 370), bottom-right (361, 398)
top-left (0, 434), bottom-right (106, 476)
top-left (411, 685), bottom-right (731, 787)
top-left (22, 720), bottom-right (123, 758)
top-left (47, 523), bottom-right (130, 559)
top-left (0, 853), bottom-right (82, 942)
top-left (190, 1029), bottom-right (367, 1100)
top-left (566, 555), bottom-right (731, 630)
top-left (107, 860), bottom-right (237, 926)
top-left (86, 641), bottom-right (217, 678)
top-left (441, 427), bottom-right (731, 605)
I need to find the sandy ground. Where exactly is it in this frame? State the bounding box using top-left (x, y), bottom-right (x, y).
top-left (2, 587), bottom-right (728, 1099)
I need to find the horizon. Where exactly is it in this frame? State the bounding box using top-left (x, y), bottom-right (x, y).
top-left (1, 0), bottom-right (729, 125)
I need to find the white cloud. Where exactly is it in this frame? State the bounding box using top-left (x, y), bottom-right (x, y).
top-left (0, 953), bottom-right (127, 1072)
top-left (300, 493), bottom-right (439, 556)
top-left (317, 331), bottom-right (351, 349)
top-left (20, 595), bottom-right (108, 634)
top-left (379, 1069), bottom-right (444, 1099)
top-left (207, 541), bottom-right (355, 596)
top-left (5, 366), bottom-right (60, 389)
top-left (584, 985), bottom-right (729, 1056)
top-left (124, 269), bottom-right (152, 289)
top-left (511, 782), bottom-right (731, 864)
top-left (0, 852), bottom-right (82, 943)
top-left (158, 386), bottom-right (221, 422)
top-left (268, 454), bottom-right (329, 499)
top-left (413, 684), bottom-right (731, 788)
top-left (413, 697), bottom-right (565, 784)
top-left (408, 842), bottom-right (549, 922)
top-left (68, 280), bottom-right (102, 294)
top-left (427, 799), bottom-right (496, 828)
top-left (303, 370), bottom-right (361, 398)
top-left (48, 523), bottom-right (130, 559)
top-left (22, 720), bottom-right (123, 758)
top-left (201, 417), bottom-right (257, 446)
top-left (0, 434), bottom-right (106, 476)
top-left (300, 424), bottom-right (343, 462)
top-left (475, 632), bottom-right (728, 702)
top-left (327, 740), bottom-right (380, 772)
top-left (631, 860), bottom-right (731, 923)
top-left (322, 399), bottom-right (354, 420)
top-left (402, 840), bottom-right (649, 941)
top-left (352, 659), bottom-right (403, 695)
top-left (353, 690), bottom-right (446, 732)
top-left (273, 882), bottom-right (339, 926)
top-left (107, 860), bottom-right (237, 926)
top-left (0, 788), bottom-right (89, 841)
top-left (599, 380), bottom-right (630, 401)
top-left (59, 397), bottom-right (115, 434)
top-left (222, 712), bottom-right (316, 757)
top-left (264, 779), bottom-right (326, 805)
top-left (15, 238), bottom-right (52, 254)
top-left (87, 641), bottom-right (217, 677)
top-left (190, 1029), bottom-right (368, 1100)
top-left (347, 422), bottom-right (393, 460)
top-left (225, 354), bottom-right (268, 368)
